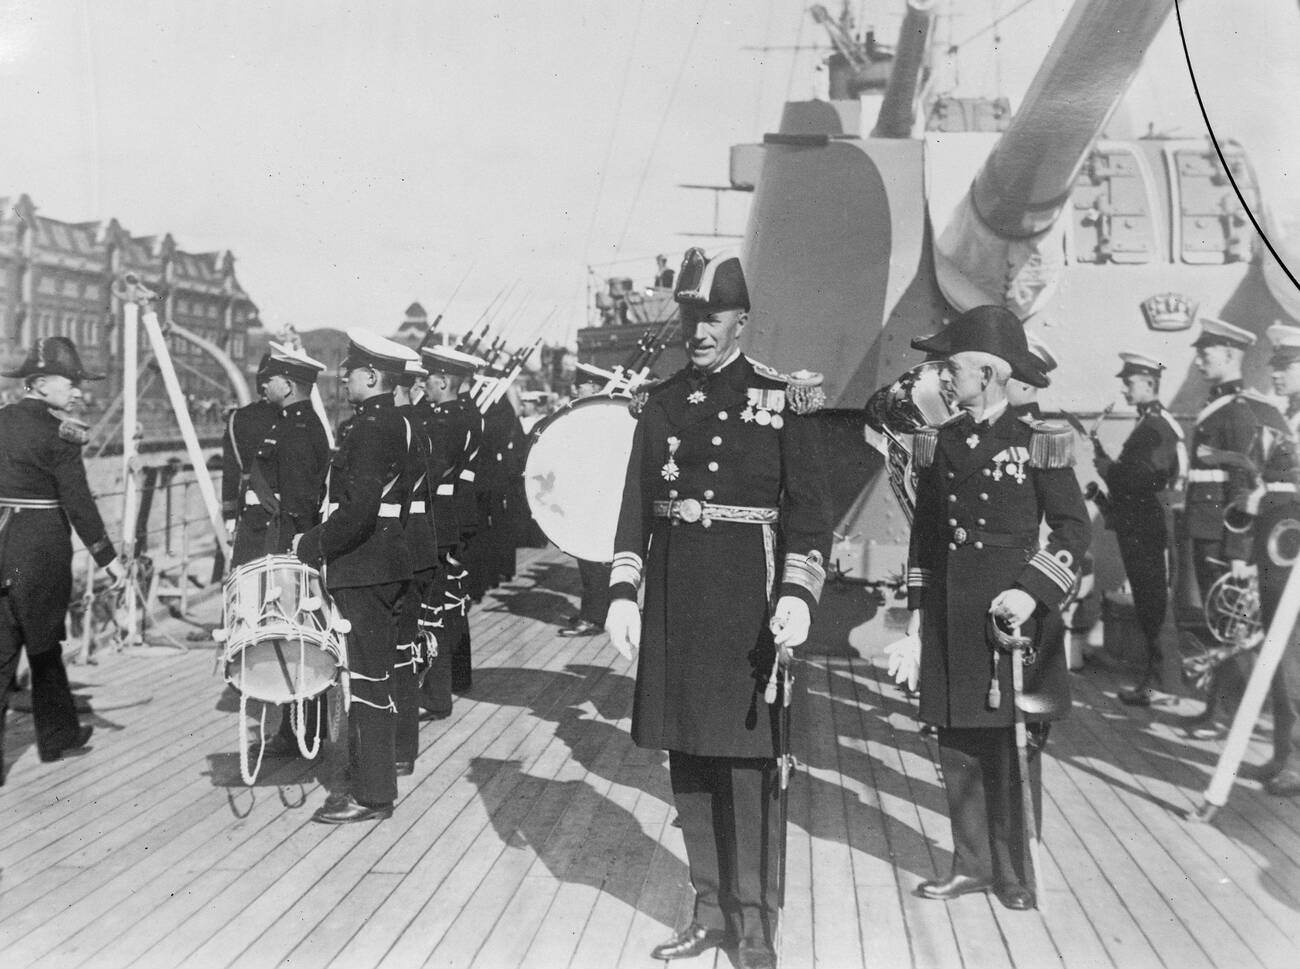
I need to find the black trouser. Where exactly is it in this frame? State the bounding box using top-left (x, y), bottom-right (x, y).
top-left (332, 581), bottom-right (406, 808)
top-left (937, 725), bottom-right (1048, 890)
top-left (394, 568), bottom-right (436, 764)
top-left (440, 552), bottom-right (474, 693)
top-left (418, 558), bottom-right (456, 717)
top-left (1256, 551), bottom-right (1300, 768)
top-left (576, 559), bottom-right (612, 626)
top-left (0, 588), bottom-right (84, 765)
top-left (669, 751), bottom-right (781, 945)
top-left (1116, 518), bottom-right (1168, 681)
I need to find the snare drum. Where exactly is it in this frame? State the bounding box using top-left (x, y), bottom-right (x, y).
top-left (218, 554), bottom-right (349, 704)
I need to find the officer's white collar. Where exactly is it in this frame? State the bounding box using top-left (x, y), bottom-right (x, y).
top-left (964, 398), bottom-right (1008, 427)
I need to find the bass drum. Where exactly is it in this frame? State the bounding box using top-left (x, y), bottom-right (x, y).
top-left (524, 394), bottom-right (637, 562)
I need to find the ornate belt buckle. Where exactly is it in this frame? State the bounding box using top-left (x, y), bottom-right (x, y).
top-left (677, 498), bottom-right (703, 523)
top-left (953, 526), bottom-right (968, 545)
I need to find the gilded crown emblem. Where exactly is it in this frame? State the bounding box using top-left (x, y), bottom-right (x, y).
top-left (1140, 292), bottom-right (1197, 332)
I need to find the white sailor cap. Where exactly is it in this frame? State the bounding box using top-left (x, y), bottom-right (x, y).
top-left (1025, 334), bottom-right (1058, 373)
top-left (1193, 317), bottom-right (1256, 350)
top-left (342, 329), bottom-right (418, 375)
top-left (1116, 351), bottom-right (1166, 379)
top-left (1267, 321), bottom-right (1300, 367)
top-left (421, 344), bottom-right (486, 376)
top-left (264, 341), bottom-right (326, 384)
top-left (399, 355), bottom-right (429, 386)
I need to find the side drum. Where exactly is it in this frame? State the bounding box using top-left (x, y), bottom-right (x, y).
top-left (218, 554), bottom-right (349, 704)
top-left (523, 394), bottom-right (637, 563)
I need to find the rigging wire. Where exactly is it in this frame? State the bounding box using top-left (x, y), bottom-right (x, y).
top-left (949, 0), bottom-right (1042, 53)
top-left (581, 0), bottom-right (647, 269)
top-left (612, 0), bottom-right (712, 261)
top-left (1172, 0), bottom-right (1300, 296)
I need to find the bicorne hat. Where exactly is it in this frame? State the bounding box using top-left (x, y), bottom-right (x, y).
top-left (674, 247), bottom-right (750, 313)
top-left (2, 336), bottom-right (104, 382)
top-left (910, 305), bottom-right (1049, 388)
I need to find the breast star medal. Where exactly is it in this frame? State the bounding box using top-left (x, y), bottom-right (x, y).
top-left (966, 433), bottom-right (980, 449)
top-left (687, 389), bottom-right (707, 405)
top-left (660, 436), bottom-right (681, 481)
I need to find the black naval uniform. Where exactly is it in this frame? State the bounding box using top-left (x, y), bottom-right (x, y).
top-left (466, 394), bottom-right (524, 597)
top-left (395, 401), bottom-right (437, 764)
top-left (908, 405), bottom-right (1090, 895)
top-left (610, 354), bottom-right (831, 947)
top-left (252, 399), bottom-right (331, 748)
top-left (1096, 401), bottom-right (1182, 686)
top-left (1183, 381), bottom-right (1294, 726)
top-left (0, 397), bottom-right (117, 765)
top-left (445, 391), bottom-right (484, 692)
top-left (222, 399), bottom-right (281, 569)
top-left (296, 392), bottom-right (412, 809)
top-left (1262, 401), bottom-right (1300, 792)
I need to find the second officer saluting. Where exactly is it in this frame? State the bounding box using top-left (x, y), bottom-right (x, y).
top-left (606, 248), bottom-right (832, 969)
top-left (295, 330), bottom-right (413, 823)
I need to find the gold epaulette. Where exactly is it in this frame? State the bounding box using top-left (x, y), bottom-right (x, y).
top-left (913, 427), bottom-right (939, 467)
top-left (628, 390), bottom-right (651, 418)
top-left (786, 369), bottom-right (826, 415)
top-left (58, 417), bottom-right (91, 446)
top-left (1024, 417), bottom-right (1075, 469)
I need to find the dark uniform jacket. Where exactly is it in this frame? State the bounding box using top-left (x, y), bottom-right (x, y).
top-left (454, 392), bottom-right (485, 541)
top-left (1103, 401), bottom-right (1182, 532)
top-left (296, 393), bottom-right (412, 590)
top-left (398, 403), bottom-right (439, 572)
top-left (610, 354), bottom-right (832, 758)
top-left (413, 396), bottom-right (480, 550)
top-left (0, 398), bottom-right (116, 649)
top-left (221, 400), bottom-right (279, 525)
top-left (261, 399), bottom-right (331, 550)
top-left (1187, 381), bottom-right (1291, 562)
top-left (907, 405), bottom-right (1091, 728)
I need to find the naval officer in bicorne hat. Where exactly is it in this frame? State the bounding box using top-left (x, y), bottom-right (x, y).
top-left (606, 247), bottom-right (832, 969)
top-left (905, 305), bottom-right (1090, 910)
top-left (1, 337), bottom-right (124, 783)
top-left (294, 329), bottom-right (414, 823)
top-left (1092, 351), bottom-right (1183, 706)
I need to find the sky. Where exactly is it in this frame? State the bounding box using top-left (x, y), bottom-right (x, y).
top-left (1, 0), bottom-right (1297, 346)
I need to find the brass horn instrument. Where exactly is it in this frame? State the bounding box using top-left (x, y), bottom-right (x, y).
top-left (864, 361), bottom-right (956, 524)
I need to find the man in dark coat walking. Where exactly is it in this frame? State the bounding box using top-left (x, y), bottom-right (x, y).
top-left (905, 305), bottom-right (1090, 911)
top-left (606, 248), bottom-right (832, 969)
top-left (1, 337), bottom-right (123, 782)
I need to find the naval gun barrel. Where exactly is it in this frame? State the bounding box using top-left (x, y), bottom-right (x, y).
top-left (873, 0), bottom-right (937, 139)
top-left (970, 0), bottom-right (1173, 238)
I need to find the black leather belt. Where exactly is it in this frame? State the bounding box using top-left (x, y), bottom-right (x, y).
top-left (947, 527), bottom-right (1037, 551)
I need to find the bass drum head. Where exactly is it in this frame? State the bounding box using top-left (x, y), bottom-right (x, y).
top-left (524, 395), bottom-right (637, 562)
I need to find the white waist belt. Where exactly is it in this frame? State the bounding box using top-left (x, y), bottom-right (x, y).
top-left (325, 501), bottom-right (403, 518)
top-left (410, 500), bottom-right (427, 513)
top-left (1266, 482), bottom-right (1298, 493)
top-left (436, 483), bottom-right (455, 496)
top-left (243, 491), bottom-right (280, 506)
top-left (1187, 470), bottom-right (1228, 483)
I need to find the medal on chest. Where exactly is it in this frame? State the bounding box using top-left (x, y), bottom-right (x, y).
top-left (740, 387), bottom-right (786, 429)
top-left (660, 436), bottom-right (682, 481)
top-left (990, 446), bottom-right (1030, 484)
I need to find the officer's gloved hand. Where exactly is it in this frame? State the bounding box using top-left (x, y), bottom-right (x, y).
top-left (224, 519), bottom-right (236, 540)
top-left (989, 588), bottom-right (1037, 628)
top-left (605, 599), bottom-right (641, 662)
top-left (104, 558), bottom-right (127, 591)
top-left (770, 596), bottom-right (811, 648)
top-left (1230, 559), bottom-right (1257, 581)
top-left (884, 625), bottom-right (921, 692)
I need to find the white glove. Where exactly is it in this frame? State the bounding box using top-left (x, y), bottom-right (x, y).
top-left (883, 631), bottom-right (921, 691)
top-left (605, 599), bottom-right (641, 661)
top-left (103, 558), bottom-right (127, 590)
top-left (1230, 559), bottom-right (1257, 581)
top-left (989, 588), bottom-right (1037, 627)
top-left (770, 596), bottom-right (811, 648)
top-left (224, 519), bottom-right (237, 539)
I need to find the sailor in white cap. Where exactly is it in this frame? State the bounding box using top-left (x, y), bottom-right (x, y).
top-left (1091, 352), bottom-right (1183, 706)
top-left (1182, 316), bottom-right (1293, 740)
top-left (416, 344), bottom-right (486, 698)
top-left (293, 329), bottom-right (416, 822)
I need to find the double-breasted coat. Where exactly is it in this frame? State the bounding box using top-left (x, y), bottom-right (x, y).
top-left (907, 407), bottom-right (1091, 728)
top-left (610, 354), bottom-right (832, 758)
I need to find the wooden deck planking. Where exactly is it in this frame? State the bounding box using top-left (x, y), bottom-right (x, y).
top-left (2, 548), bottom-right (1300, 969)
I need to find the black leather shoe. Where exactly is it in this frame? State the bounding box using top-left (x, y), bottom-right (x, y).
top-left (917, 873), bottom-right (993, 900)
top-left (649, 923), bottom-right (729, 960)
top-left (995, 884), bottom-right (1036, 910)
top-left (395, 761), bottom-right (414, 776)
top-left (737, 938), bottom-right (776, 969)
top-left (1118, 683), bottom-right (1155, 706)
top-left (1265, 768), bottom-right (1300, 797)
top-left (40, 725), bottom-right (94, 762)
top-left (311, 797), bottom-right (393, 824)
top-left (419, 709), bottom-right (451, 722)
top-left (558, 619), bottom-right (600, 638)
top-left (1245, 758), bottom-right (1288, 783)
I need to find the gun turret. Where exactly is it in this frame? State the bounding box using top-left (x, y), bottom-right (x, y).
top-left (934, 0), bottom-right (1174, 316)
top-left (872, 0), bottom-right (936, 139)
